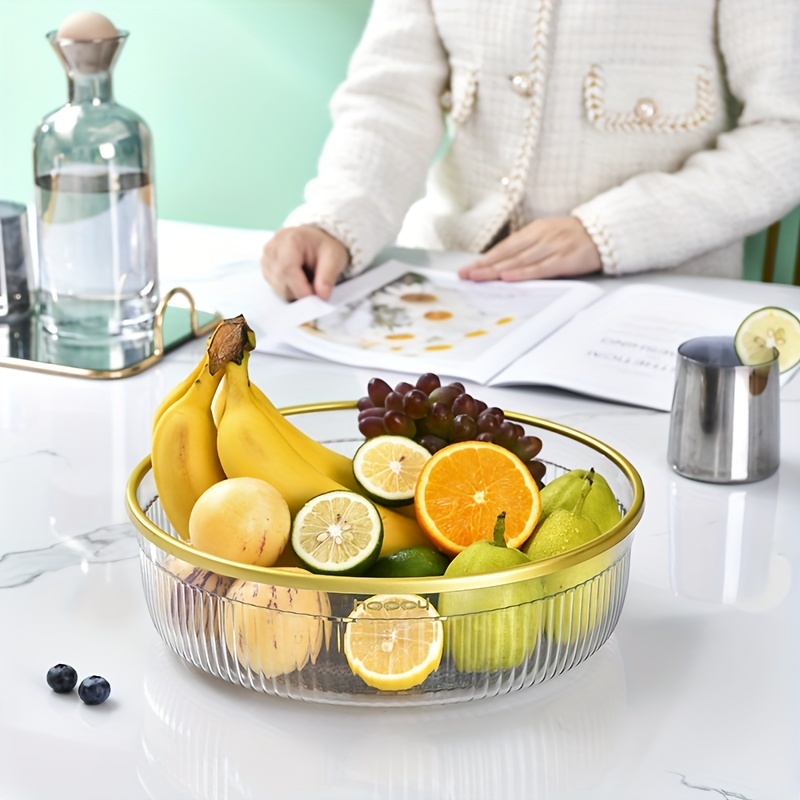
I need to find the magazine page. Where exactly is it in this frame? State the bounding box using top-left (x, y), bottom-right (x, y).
top-left (262, 261), bottom-right (605, 383)
top-left (491, 284), bottom-right (796, 411)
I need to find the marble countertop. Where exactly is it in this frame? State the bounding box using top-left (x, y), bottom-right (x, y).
top-left (1, 221), bottom-right (798, 800)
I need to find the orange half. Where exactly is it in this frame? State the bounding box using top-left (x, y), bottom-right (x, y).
top-left (414, 441), bottom-right (542, 556)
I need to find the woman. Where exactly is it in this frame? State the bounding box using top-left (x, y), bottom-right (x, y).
top-left (261, 0), bottom-right (800, 300)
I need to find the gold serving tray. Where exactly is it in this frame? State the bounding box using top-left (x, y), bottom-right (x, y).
top-left (0, 287), bottom-right (221, 379)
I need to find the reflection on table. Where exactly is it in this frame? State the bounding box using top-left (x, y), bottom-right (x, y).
top-left (668, 474), bottom-right (791, 609)
top-left (139, 636), bottom-right (627, 800)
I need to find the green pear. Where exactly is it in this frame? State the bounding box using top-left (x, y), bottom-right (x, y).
top-left (523, 473), bottom-right (612, 645)
top-left (538, 468), bottom-right (621, 534)
top-left (524, 469), bottom-right (604, 561)
top-left (438, 514), bottom-right (542, 673)
top-left (523, 508), bottom-right (602, 561)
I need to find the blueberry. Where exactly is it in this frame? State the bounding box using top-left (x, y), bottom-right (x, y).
top-left (46, 664), bottom-right (78, 693)
top-left (78, 675), bottom-right (111, 706)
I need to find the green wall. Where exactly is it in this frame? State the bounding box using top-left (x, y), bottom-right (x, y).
top-left (0, 0), bottom-right (371, 230)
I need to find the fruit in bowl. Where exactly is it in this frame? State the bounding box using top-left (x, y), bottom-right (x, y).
top-left (189, 477), bottom-right (290, 567)
top-left (523, 468), bottom-right (624, 644)
top-left (535, 469), bottom-right (621, 537)
top-left (158, 554), bottom-right (234, 637)
top-left (524, 468), bottom-right (618, 561)
top-left (439, 513), bottom-right (542, 673)
top-left (224, 569), bottom-right (331, 678)
top-left (129, 314), bottom-right (644, 703)
top-left (356, 374), bottom-right (547, 487)
top-left (290, 490), bottom-right (384, 576)
top-left (343, 593), bottom-right (443, 691)
top-left (413, 439), bottom-right (542, 556)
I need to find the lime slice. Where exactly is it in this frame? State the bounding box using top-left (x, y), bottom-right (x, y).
top-left (353, 435), bottom-right (432, 506)
top-left (734, 306), bottom-right (800, 372)
top-left (291, 491), bottom-right (383, 575)
top-left (368, 546), bottom-right (450, 577)
top-left (343, 594), bottom-right (443, 691)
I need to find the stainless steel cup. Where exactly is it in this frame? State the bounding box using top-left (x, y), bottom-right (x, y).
top-left (667, 336), bottom-right (780, 483)
top-left (0, 201), bottom-right (34, 320)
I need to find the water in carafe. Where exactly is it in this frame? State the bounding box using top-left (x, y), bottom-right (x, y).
top-left (36, 165), bottom-right (157, 339)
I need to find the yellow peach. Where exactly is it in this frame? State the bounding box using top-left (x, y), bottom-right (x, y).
top-left (189, 477), bottom-right (290, 567)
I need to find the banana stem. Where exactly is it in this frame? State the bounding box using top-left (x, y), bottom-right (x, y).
top-left (207, 314), bottom-right (255, 374)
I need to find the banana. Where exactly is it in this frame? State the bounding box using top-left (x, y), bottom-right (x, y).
top-left (151, 350), bottom-right (206, 434)
top-left (249, 380), bottom-right (362, 492)
top-left (217, 318), bottom-right (360, 488)
top-left (211, 374), bottom-right (227, 427)
top-left (151, 354), bottom-right (226, 540)
top-left (217, 350), bottom-right (429, 557)
top-left (216, 317), bottom-right (358, 489)
top-left (252, 380), bottom-right (422, 520)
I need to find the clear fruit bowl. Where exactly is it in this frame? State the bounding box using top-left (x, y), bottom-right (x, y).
top-left (126, 402), bottom-right (644, 706)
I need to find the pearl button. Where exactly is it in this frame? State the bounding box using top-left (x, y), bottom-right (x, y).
top-left (510, 72), bottom-right (533, 97)
top-left (634, 98), bottom-right (658, 121)
top-left (500, 176), bottom-right (511, 188)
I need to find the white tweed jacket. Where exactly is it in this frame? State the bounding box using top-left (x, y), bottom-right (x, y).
top-left (285, 0), bottom-right (800, 279)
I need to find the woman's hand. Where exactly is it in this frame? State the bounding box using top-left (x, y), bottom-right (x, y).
top-left (261, 225), bottom-right (350, 301)
top-left (458, 216), bottom-right (601, 282)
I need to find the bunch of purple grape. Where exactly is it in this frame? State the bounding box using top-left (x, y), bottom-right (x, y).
top-left (357, 373), bottom-right (546, 485)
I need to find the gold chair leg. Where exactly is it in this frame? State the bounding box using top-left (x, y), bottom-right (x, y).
top-left (794, 224), bottom-right (800, 287)
top-left (762, 221), bottom-right (780, 283)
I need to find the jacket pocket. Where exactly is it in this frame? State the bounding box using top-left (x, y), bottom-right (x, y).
top-left (441, 60), bottom-right (478, 126)
top-left (583, 63), bottom-right (714, 134)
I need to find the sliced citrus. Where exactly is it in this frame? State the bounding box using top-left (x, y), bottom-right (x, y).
top-left (415, 440), bottom-right (541, 556)
top-left (291, 491), bottom-right (383, 576)
top-left (343, 594), bottom-right (443, 691)
top-left (353, 435), bottom-right (432, 505)
top-left (734, 306), bottom-right (800, 372)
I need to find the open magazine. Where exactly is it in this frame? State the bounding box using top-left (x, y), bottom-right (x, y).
top-left (256, 260), bottom-right (797, 412)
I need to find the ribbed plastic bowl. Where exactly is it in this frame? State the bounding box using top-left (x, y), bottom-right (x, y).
top-left (126, 403), bottom-right (644, 706)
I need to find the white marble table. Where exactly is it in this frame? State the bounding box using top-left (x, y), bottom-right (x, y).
top-left (1, 221), bottom-right (798, 800)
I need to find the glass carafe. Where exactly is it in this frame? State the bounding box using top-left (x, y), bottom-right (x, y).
top-left (33, 29), bottom-right (159, 344)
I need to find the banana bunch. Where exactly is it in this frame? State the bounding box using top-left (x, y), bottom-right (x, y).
top-left (211, 362), bottom-right (360, 493)
top-left (150, 315), bottom-right (429, 558)
top-left (151, 346), bottom-right (226, 540)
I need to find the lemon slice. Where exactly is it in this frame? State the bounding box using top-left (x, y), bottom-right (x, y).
top-left (291, 491), bottom-right (383, 575)
top-left (343, 594), bottom-right (443, 691)
top-left (353, 435), bottom-right (432, 506)
top-left (734, 306), bottom-right (800, 372)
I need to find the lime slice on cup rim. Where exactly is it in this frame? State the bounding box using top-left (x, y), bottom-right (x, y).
top-left (734, 306), bottom-right (800, 373)
top-left (352, 435), bottom-right (432, 506)
top-left (291, 490), bottom-right (383, 576)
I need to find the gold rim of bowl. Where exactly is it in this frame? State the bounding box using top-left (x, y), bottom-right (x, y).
top-left (126, 401), bottom-right (645, 594)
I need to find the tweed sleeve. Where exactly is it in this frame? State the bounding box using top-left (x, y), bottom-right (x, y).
top-left (283, 0), bottom-right (449, 276)
top-left (571, 0), bottom-right (800, 276)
